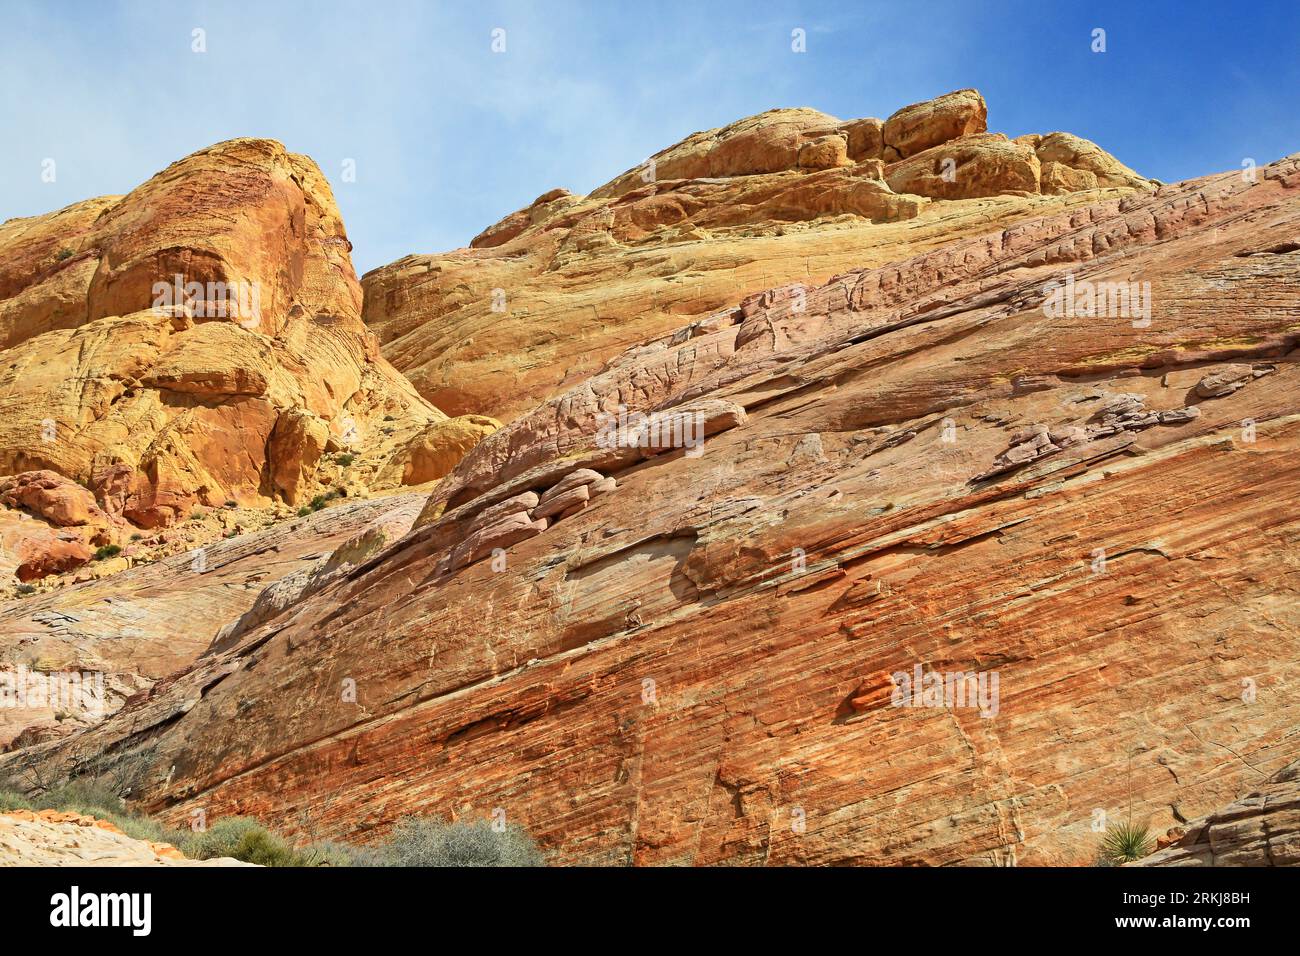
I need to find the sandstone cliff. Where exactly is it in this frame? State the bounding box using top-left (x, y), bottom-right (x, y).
top-left (3, 95), bottom-right (1295, 867)
top-left (0, 139), bottom-right (498, 595)
top-left (362, 89), bottom-right (1157, 425)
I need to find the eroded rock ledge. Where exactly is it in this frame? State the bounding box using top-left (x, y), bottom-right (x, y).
top-left (3, 143), bottom-right (1297, 867)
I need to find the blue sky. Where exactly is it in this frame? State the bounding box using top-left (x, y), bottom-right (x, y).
top-left (3, 0), bottom-right (1298, 274)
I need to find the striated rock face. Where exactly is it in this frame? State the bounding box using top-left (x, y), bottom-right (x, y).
top-left (5, 142), bottom-right (1297, 867)
top-left (361, 90), bottom-right (1155, 425)
top-left (0, 810), bottom-right (250, 866)
top-left (0, 491), bottom-right (426, 749)
top-left (0, 138), bottom-right (466, 533)
top-left (1138, 759), bottom-right (1300, 866)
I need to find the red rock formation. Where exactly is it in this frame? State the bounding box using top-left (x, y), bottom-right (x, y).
top-left (0, 491), bottom-right (426, 748)
top-left (362, 90), bottom-right (1155, 425)
top-left (1138, 758), bottom-right (1300, 866)
top-left (0, 138), bottom-right (485, 532)
top-left (5, 144), bottom-right (1297, 869)
top-left (14, 538), bottom-right (94, 583)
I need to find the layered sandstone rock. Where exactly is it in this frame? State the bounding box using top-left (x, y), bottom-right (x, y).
top-left (0, 138), bottom-right (472, 536)
top-left (362, 90), bottom-right (1154, 425)
top-left (1138, 759), bottom-right (1300, 866)
top-left (0, 491), bottom-right (426, 749)
top-left (882, 88), bottom-right (988, 159)
top-left (5, 146), bottom-right (1297, 869)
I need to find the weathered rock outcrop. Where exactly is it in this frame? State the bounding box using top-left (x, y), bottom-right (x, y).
top-left (1138, 759), bottom-right (1300, 866)
top-left (0, 491), bottom-right (425, 749)
top-left (362, 90), bottom-right (1154, 425)
top-left (5, 143), bottom-right (1296, 868)
top-left (0, 810), bottom-right (250, 866)
top-left (0, 138), bottom-right (476, 534)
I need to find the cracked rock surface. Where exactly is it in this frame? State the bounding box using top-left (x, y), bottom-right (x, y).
top-left (1, 93), bottom-right (1298, 868)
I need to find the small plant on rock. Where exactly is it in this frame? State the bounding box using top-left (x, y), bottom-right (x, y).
top-left (1097, 820), bottom-right (1154, 865)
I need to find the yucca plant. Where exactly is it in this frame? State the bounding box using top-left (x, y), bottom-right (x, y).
top-left (1099, 820), bottom-right (1153, 865)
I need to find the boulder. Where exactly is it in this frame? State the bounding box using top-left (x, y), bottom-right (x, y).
top-left (1035, 132), bottom-right (1155, 191)
top-left (268, 409), bottom-right (330, 505)
top-left (465, 491), bottom-right (542, 538)
top-left (533, 484), bottom-right (591, 520)
top-left (538, 469), bottom-right (604, 505)
top-left (1195, 365), bottom-right (1254, 398)
top-left (15, 537), bottom-right (93, 581)
top-left (886, 135), bottom-right (1040, 200)
top-left (882, 89), bottom-right (988, 160)
top-left (449, 511), bottom-right (547, 570)
top-left (797, 135), bottom-right (850, 170)
top-left (0, 471), bottom-right (107, 527)
top-left (840, 117), bottom-right (884, 160)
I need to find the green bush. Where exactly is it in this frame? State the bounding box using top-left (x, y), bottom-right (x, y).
top-left (3, 770), bottom-right (188, 849)
top-left (374, 816), bottom-right (544, 867)
top-left (182, 816), bottom-right (304, 866)
top-left (229, 829), bottom-right (304, 867)
top-left (1098, 820), bottom-right (1154, 865)
top-left (93, 544), bottom-right (122, 561)
top-left (335, 453), bottom-right (355, 467)
top-left (55, 248), bottom-right (73, 261)
top-left (0, 790), bottom-right (35, 811)
top-left (36, 779), bottom-right (127, 814)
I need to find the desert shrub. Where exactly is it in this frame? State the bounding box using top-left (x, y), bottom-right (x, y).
top-left (16, 584), bottom-right (36, 596)
top-left (182, 816), bottom-right (303, 866)
top-left (229, 828), bottom-right (304, 867)
top-left (93, 544), bottom-right (122, 561)
top-left (373, 816), bottom-right (544, 867)
top-left (335, 453), bottom-right (355, 467)
top-left (0, 790), bottom-right (35, 811)
top-left (36, 778), bottom-right (127, 815)
top-left (1, 755), bottom-right (189, 851)
top-left (1097, 820), bottom-right (1154, 865)
top-left (297, 506), bottom-right (312, 517)
top-left (55, 248), bottom-right (73, 261)
top-left (298, 839), bottom-right (384, 867)
top-left (105, 812), bottom-right (188, 848)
